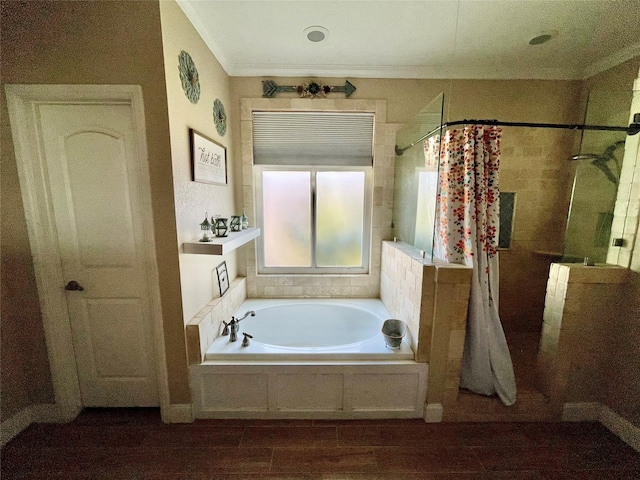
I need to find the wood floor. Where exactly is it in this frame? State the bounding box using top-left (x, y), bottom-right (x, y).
top-left (2, 408), bottom-right (639, 479)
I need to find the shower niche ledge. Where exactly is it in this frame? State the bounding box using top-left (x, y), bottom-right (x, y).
top-left (183, 228), bottom-right (260, 255)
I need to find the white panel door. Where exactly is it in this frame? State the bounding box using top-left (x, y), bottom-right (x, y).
top-left (38, 104), bottom-right (159, 407)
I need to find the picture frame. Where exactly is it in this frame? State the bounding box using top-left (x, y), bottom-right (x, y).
top-left (190, 128), bottom-right (227, 185)
top-left (216, 261), bottom-right (229, 297)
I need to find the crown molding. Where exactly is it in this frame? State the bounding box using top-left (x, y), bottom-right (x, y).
top-left (581, 42), bottom-right (640, 80)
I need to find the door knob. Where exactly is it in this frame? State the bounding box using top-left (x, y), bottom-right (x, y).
top-left (64, 280), bottom-right (84, 291)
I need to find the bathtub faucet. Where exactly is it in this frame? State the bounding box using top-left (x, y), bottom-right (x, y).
top-left (235, 310), bottom-right (255, 322)
top-left (227, 311), bottom-right (255, 342)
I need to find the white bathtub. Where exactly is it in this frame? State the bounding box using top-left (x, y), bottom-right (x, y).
top-left (204, 298), bottom-right (414, 361)
top-left (192, 298), bottom-right (428, 419)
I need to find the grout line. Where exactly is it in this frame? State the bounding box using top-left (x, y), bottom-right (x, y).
top-left (470, 446), bottom-right (487, 471)
top-left (238, 426), bottom-right (246, 447)
top-left (268, 446), bottom-right (274, 474)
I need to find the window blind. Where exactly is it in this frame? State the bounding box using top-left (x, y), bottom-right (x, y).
top-left (252, 111), bottom-right (374, 166)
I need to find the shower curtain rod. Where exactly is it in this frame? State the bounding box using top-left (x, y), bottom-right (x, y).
top-left (394, 116), bottom-right (640, 156)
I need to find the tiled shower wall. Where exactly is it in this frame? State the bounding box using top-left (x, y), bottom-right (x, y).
top-left (498, 127), bottom-right (575, 333)
top-left (538, 264), bottom-right (627, 402)
top-left (607, 80), bottom-right (640, 269)
top-left (239, 98), bottom-right (396, 298)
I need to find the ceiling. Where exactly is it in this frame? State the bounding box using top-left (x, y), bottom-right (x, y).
top-left (176, 0), bottom-right (640, 80)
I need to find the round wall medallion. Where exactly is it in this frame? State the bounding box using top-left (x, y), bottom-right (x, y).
top-left (178, 51), bottom-right (200, 104)
top-left (213, 99), bottom-right (227, 136)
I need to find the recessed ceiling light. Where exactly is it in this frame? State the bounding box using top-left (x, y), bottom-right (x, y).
top-left (304, 26), bottom-right (329, 43)
top-left (529, 30), bottom-right (558, 45)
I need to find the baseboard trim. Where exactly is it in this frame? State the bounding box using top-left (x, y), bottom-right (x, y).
top-left (600, 405), bottom-right (640, 453)
top-left (165, 403), bottom-right (194, 423)
top-left (33, 403), bottom-right (81, 423)
top-left (1, 406), bottom-right (34, 447)
top-left (424, 403), bottom-right (443, 423)
top-left (562, 402), bottom-right (601, 422)
top-left (1, 403), bottom-right (81, 447)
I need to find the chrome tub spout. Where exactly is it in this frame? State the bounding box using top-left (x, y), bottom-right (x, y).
top-left (236, 310), bottom-right (255, 322)
top-left (227, 311), bottom-right (255, 342)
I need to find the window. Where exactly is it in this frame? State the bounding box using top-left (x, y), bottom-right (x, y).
top-left (252, 111), bottom-right (375, 275)
top-left (255, 166), bottom-right (372, 274)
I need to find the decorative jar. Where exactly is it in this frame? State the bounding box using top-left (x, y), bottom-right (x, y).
top-left (230, 215), bottom-right (241, 232)
top-left (213, 217), bottom-right (228, 237)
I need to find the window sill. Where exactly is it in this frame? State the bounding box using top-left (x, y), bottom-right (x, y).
top-left (183, 228), bottom-right (260, 256)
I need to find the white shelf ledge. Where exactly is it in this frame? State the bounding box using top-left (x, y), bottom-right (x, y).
top-left (183, 228), bottom-right (260, 256)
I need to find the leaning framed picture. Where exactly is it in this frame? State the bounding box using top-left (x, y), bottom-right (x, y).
top-left (190, 129), bottom-right (227, 185)
top-left (216, 261), bottom-right (229, 297)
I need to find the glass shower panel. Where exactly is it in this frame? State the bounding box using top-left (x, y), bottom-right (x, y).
top-left (392, 93), bottom-right (444, 260)
top-left (562, 89), bottom-right (631, 263)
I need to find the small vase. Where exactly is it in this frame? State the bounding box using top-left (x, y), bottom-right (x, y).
top-left (241, 213), bottom-right (249, 230)
top-left (213, 217), bottom-right (228, 237)
top-left (230, 215), bottom-right (241, 232)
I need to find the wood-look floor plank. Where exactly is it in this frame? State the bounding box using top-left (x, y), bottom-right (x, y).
top-left (271, 447), bottom-right (377, 473)
top-left (242, 426), bottom-right (337, 447)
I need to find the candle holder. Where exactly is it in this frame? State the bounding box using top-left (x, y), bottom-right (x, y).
top-left (199, 214), bottom-right (213, 242)
top-left (213, 217), bottom-right (228, 237)
top-left (241, 212), bottom-right (249, 230)
top-left (230, 215), bottom-right (241, 232)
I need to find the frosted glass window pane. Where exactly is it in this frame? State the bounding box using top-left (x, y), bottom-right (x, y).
top-left (262, 171), bottom-right (311, 267)
top-left (316, 171), bottom-right (365, 267)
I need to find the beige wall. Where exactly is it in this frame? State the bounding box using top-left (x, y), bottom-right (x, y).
top-left (230, 77), bottom-right (582, 332)
top-left (0, 0), bottom-right (190, 412)
top-left (1, 99), bottom-right (54, 418)
top-left (159, 1), bottom-right (238, 324)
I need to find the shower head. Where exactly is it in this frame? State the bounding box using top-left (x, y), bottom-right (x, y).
top-left (569, 140), bottom-right (624, 184)
top-left (592, 157), bottom-right (619, 184)
top-left (569, 153), bottom-right (602, 161)
top-left (601, 140), bottom-right (625, 159)
top-left (569, 140), bottom-right (625, 162)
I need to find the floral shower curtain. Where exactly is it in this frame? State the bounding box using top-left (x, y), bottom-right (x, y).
top-left (425, 125), bottom-right (516, 406)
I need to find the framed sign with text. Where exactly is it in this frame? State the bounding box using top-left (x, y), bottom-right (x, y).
top-left (216, 261), bottom-right (229, 297)
top-left (190, 129), bottom-right (227, 185)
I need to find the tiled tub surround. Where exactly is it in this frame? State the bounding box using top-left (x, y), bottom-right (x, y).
top-left (380, 241), bottom-right (472, 417)
top-left (189, 297), bottom-right (428, 419)
top-left (185, 277), bottom-right (247, 364)
top-left (538, 263), bottom-right (628, 406)
top-left (239, 98), bottom-right (396, 299)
